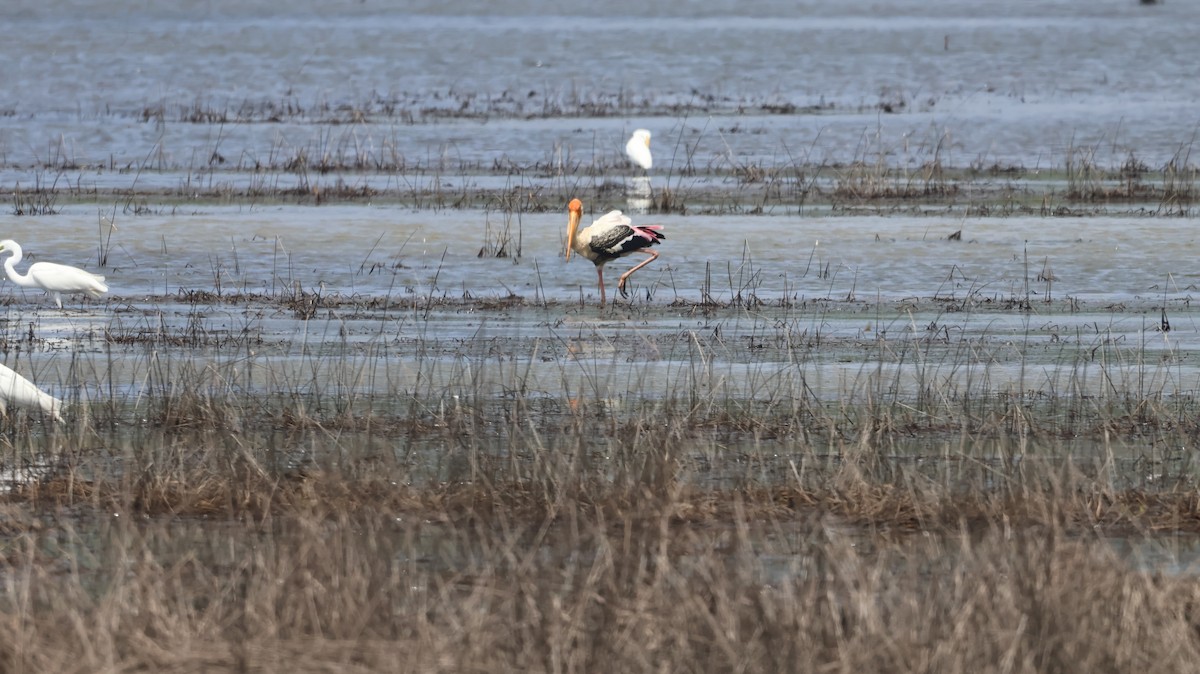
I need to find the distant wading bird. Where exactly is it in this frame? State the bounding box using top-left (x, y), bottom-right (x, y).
top-left (0, 240), bottom-right (108, 309)
top-left (565, 198), bottom-right (664, 306)
top-left (625, 129), bottom-right (652, 170)
top-left (0, 362), bottom-right (63, 423)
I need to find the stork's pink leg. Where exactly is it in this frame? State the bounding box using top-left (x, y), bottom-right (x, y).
top-left (596, 266), bottom-right (607, 306)
top-left (617, 250), bottom-right (659, 298)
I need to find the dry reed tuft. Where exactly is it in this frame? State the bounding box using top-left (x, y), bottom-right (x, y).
top-left (9, 119), bottom-right (1196, 216)
top-left (2, 437), bottom-right (1200, 672)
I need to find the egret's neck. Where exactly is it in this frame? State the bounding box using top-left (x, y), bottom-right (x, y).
top-left (2, 250), bottom-right (35, 288)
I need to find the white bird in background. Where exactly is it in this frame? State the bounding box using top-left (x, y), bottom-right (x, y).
top-left (625, 129), bottom-right (653, 170)
top-left (0, 239), bottom-right (109, 309)
top-left (0, 362), bottom-right (63, 423)
top-left (565, 198), bottom-right (665, 306)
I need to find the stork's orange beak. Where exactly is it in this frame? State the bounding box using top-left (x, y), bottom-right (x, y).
top-left (566, 198), bottom-right (583, 262)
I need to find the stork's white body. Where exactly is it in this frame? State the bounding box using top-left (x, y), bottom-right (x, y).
top-left (565, 200), bottom-right (665, 306)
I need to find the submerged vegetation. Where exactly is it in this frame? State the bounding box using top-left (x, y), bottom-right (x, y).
top-left (10, 132), bottom-right (1197, 217)
top-left (4, 89), bottom-right (1199, 217)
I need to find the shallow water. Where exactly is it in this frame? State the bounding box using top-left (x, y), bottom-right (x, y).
top-left (2, 205), bottom-right (1199, 306)
top-left (1, 0), bottom-right (1196, 177)
top-left (0, 205), bottom-right (1198, 408)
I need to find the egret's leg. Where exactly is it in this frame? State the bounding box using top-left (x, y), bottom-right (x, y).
top-left (52, 292), bottom-right (62, 309)
top-left (617, 250), bottom-right (660, 298)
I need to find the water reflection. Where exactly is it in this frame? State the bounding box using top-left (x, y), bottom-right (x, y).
top-left (625, 175), bottom-right (653, 214)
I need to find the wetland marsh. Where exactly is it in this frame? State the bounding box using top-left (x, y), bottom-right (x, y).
top-left (2, 0), bottom-right (1200, 670)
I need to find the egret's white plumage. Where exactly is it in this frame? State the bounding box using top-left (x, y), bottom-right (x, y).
top-left (0, 363), bottom-right (63, 422)
top-left (625, 129), bottom-right (652, 170)
top-left (0, 239), bottom-right (108, 308)
top-left (565, 198), bottom-right (664, 306)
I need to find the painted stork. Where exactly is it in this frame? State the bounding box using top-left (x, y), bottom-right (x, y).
top-left (625, 129), bottom-right (652, 170)
top-left (565, 198), bottom-right (665, 306)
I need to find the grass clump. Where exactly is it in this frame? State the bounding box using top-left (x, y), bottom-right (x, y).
top-left (2, 411), bottom-right (1200, 671)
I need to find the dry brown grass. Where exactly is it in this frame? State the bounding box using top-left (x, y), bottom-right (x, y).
top-left (0, 318), bottom-right (1199, 671)
top-left (2, 445), bottom-right (1200, 672)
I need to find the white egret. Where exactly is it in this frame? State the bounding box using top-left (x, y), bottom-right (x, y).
top-left (625, 129), bottom-right (652, 170)
top-left (565, 198), bottom-right (664, 306)
top-left (0, 239), bottom-right (109, 308)
top-left (0, 362), bottom-right (64, 422)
